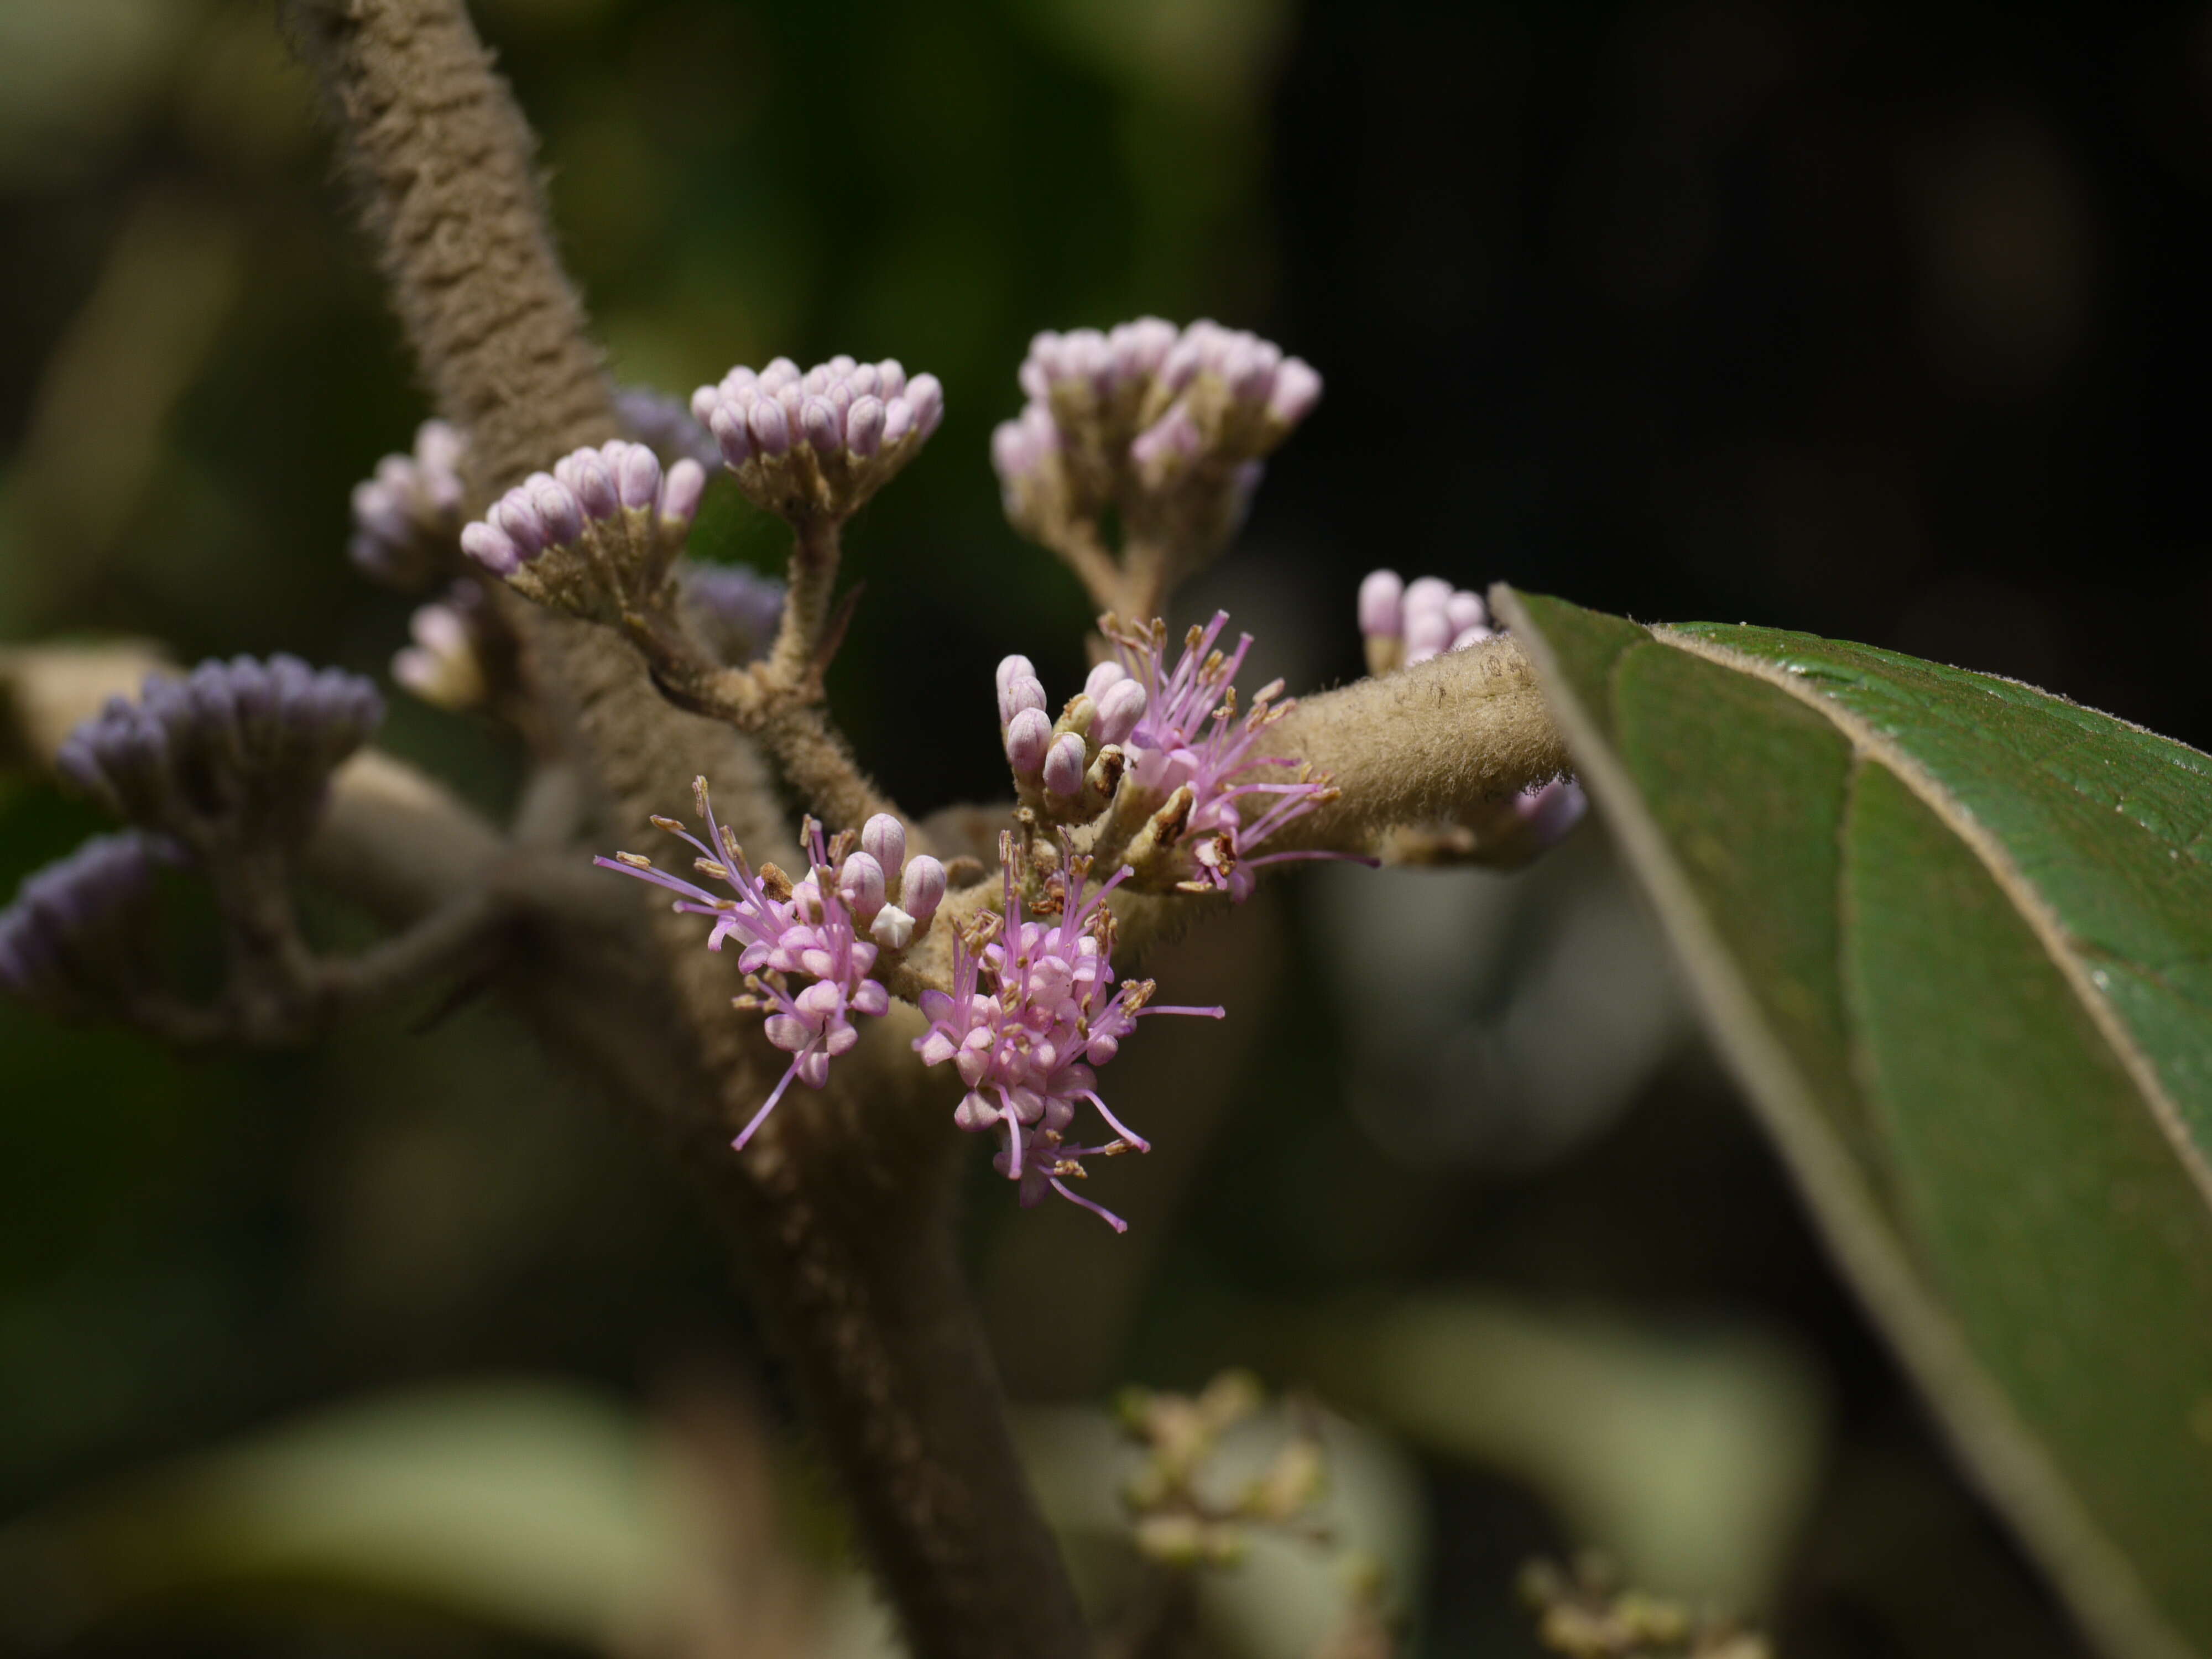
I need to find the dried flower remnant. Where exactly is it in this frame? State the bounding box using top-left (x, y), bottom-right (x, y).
top-left (914, 838), bottom-right (1222, 1230)
top-left (1519, 1557), bottom-right (1770, 1659)
top-left (693, 354), bottom-right (944, 524)
top-left (460, 439), bottom-right (706, 625)
top-left (348, 419), bottom-right (467, 589)
top-left (1117, 1371), bottom-right (1329, 1566)
top-left (56, 657), bottom-right (384, 852)
top-left (0, 831), bottom-right (184, 1014)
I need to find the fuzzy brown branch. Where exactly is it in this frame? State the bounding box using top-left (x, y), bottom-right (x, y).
top-left (1265, 635), bottom-right (1569, 852)
top-left (279, 5), bottom-right (1088, 1656)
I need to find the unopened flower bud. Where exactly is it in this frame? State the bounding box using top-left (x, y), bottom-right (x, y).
top-left (1000, 674), bottom-right (1048, 726)
top-left (1446, 589), bottom-right (1487, 635)
top-left (1358, 569), bottom-right (1404, 638)
top-left (1084, 659), bottom-right (1129, 701)
top-left (1269, 357), bottom-right (1323, 425)
top-left (906, 373), bottom-right (945, 436)
top-left (846, 395), bottom-right (885, 457)
top-left (1093, 677), bottom-right (1148, 746)
top-left (901, 854), bottom-right (946, 922)
top-left (1005, 708), bottom-right (1051, 776)
top-left (749, 397), bottom-right (792, 456)
top-left (860, 814), bottom-right (906, 893)
top-left (838, 851), bottom-right (886, 921)
top-left (1043, 733), bottom-right (1086, 798)
top-left (660, 458), bottom-right (706, 529)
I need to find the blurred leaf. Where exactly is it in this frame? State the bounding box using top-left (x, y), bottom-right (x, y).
top-left (1281, 1297), bottom-right (1826, 1613)
top-left (1500, 589), bottom-right (2212, 1659)
top-left (0, 1383), bottom-right (672, 1648)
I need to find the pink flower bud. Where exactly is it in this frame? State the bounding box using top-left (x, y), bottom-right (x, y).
top-left (614, 444), bottom-right (662, 510)
top-left (995, 654), bottom-right (1036, 695)
top-left (801, 397), bottom-right (841, 455)
top-left (660, 458), bottom-right (706, 528)
top-left (1093, 677), bottom-right (1148, 746)
top-left (748, 397), bottom-right (791, 456)
top-left (708, 400), bottom-right (753, 467)
top-left (883, 397), bottom-right (915, 446)
top-left (1084, 659), bottom-right (1129, 701)
top-left (560, 448), bottom-right (619, 518)
top-left (1358, 569), bottom-right (1404, 638)
top-left (1131, 403), bottom-right (1201, 470)
top-left (1446, 589), bottom-right (1487, 634)
top-left (1403, 575), bottom-right (1452, 615)
top-left (493, 489), bottom-right (547, 555)
top-left (876, 359), bottom-right (906, 400)
top-left (999, 673), bottom-right (1048, 726)
top-left (861, 813), bottom-right (906, 886)
top-left (846, 395), bottom-right (885, 457)
top-left (838, 851), bottom-right (886, 921)
top-left (1043, 732), bottom-right (1086, 797)
top-left (901, 854), bottom-right (946, 922)
top-left (1269, 357), bottom-right (1323, 424)
top-left (460, 521), bottom-right (520, 575)
top-left (1004, 707), bottom-right (1051, 776)
top-left (905, 373), bottom-right (944, 437)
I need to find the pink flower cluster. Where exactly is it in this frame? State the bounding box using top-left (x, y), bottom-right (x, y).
top-left (597, 783), bottom-right (946, 1152)
top-left (1357, 570), bottom-right (1494, 669)
top-left (693, 354), bottom-right (942, 468)
top-left (915, 850), bottom-right (1222, 1231)
top-left (1104, 611), bottom-right (1346, 900)
top-left (460, 440), bottom-right (705, 578)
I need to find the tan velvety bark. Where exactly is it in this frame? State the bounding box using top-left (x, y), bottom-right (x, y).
top-left (280, 4), bottom-right (1089, 1655)
top-left (1267, 634), bottom-right (1569, 848)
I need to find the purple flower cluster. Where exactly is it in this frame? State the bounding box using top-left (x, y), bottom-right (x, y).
top-left (597, 785), bottom-right (946, 1149)
top-left (677, 560), bottom-right (787, 666)
top-left (1357, 571), bottom-right (1494, 674)
top-left (691, 354), bottom-right (943, 521)
top-left (460, 439), bottom-right (705, 597)
top-left (58, 657), bottom-right (383, 848)
top-left (914, 849), bottom-right (1222, 1231)
top-left (349, 420), bottom-right (466, 589)
top-left (1102, 612), bottom-right (1344, 901)
top-left (0, 831), bottom-right (182, 1010)
top-left (992, 319), bottom-right (1321, 551)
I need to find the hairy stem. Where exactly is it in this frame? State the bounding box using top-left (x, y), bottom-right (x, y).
top-left (1267, 634), bottom-right (1569, 850)
top-left (281, 4), bottom-right (1088, 1655)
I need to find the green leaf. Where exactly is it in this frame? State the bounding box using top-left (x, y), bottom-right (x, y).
top-left (1496, 589), bottom-right (2212, 1659)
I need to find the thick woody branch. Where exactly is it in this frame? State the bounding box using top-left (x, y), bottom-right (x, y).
top-left (281, 6), bottom-right (1084, 1656)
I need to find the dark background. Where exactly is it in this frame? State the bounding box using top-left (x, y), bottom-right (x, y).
top-left (3, 0), bottom-right (2203, 1653)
